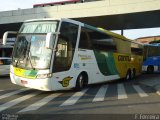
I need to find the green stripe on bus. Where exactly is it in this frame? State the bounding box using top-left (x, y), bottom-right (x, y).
top-left (94, 51), bottom-right (118, 76)
top-left (24, 70), bottom-right (38, 77)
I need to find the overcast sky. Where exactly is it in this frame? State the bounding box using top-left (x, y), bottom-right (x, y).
top-left (0, 0), bottom-right (160, 39)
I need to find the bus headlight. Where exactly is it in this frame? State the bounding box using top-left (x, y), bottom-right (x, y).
top-left (36, 73), bottom-right (52, 79)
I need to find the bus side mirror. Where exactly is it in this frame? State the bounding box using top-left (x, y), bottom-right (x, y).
top-left (46, 33), bottom-right (56, 49)
top-left (3, 31), bottom-right (17, 45)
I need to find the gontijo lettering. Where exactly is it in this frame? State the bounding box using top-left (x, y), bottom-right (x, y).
top-left (118, 55), bottom-right (131, 61)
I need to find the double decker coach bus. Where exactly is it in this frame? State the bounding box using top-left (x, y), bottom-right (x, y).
top-left (143, 43), bottom-right (160, 73)
top-left (3, 18), bottom-right (143, 91)
top-left (33, 0), bottom-right (84, 8)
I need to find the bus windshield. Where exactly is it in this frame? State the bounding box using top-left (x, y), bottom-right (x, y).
top-left (12, 21), bottom-right (59, 70)
top-left (144, 44), bottom-right (160, 58)
top-left (12, 34), bottom-right (53, 69)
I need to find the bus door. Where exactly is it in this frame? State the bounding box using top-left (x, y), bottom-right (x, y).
top-left (52, 21), bottom-right (79, 73)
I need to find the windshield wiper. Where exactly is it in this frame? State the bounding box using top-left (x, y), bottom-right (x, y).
top-left (15, 49), bottom-right (26, 67)
top-left (27, 50), bottom-right (36, 70)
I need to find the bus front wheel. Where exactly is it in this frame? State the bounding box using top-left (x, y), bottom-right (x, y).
top-left (75, 74), bottom-right (85, 91)
top-left (147, 65), bottom-right (154, 74)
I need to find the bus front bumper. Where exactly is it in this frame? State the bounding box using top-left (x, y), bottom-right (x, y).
top-left (10, 72), bottom-right (52, 91)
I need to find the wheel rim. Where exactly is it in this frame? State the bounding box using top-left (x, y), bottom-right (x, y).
top-left (79, 75), bottom-right (84, 88)
top-left (126, 71), bottom-right (131, 80)
top-left (126, 73), bottom-right (130, 80)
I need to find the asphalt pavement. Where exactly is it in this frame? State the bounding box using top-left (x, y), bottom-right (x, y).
top-left (139, 73), bottom-right (160, 95)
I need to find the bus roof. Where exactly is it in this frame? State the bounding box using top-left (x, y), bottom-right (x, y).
top-left (98, 28), bottom-right (129, 40)
top-left (24, 18), bottom-right (61, 22)
top-left (98, 28), bottom-right (143, 45)
top-left (24, 18), bottom-right (83, 25)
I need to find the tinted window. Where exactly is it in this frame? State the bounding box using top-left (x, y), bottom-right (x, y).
top-left (90, 30), bottom-right (116, 52)
top-left (131, 43), bottom-right (143, 55)
top-left (79, 28), bottom-right (92, 49)
top-left (79, 27), bottom-right (116, 52)
top-left (0, 48), bottom-right (13, 57)
top-left (53, 22), bottom-right (79, 72)
top-left (0, 59), bottom-right (11, 65)
top-left (144, 45), bottom-right (160, 57)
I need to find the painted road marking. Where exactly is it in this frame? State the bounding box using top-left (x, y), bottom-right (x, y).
top-left (133, 85), bottom-right (148, 97)
top-left (0, 88), bottom-right (29, 100)
top-left (93, 85), bottom-right (108, 102)
top-left (61, 89), bottom-right (88, 106)
top-left (118, 84), bottom-right (128, 99)
top-left (18, 93), bottom-right (62, 113)
top-left (0, 91), bottom-right (41, 112)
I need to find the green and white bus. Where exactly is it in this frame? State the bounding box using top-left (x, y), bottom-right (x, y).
top-left (3, 18), bottom-right (143, 91)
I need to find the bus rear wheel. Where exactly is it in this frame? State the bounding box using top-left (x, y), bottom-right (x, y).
top-left (131, 69), bottom-right (136, 79)
top-left (75, 74), bottom-right (85, 91)
top-left (125, 70), bottom-right (131, 80)
top-left (147, 65), bottom-right (154, 74)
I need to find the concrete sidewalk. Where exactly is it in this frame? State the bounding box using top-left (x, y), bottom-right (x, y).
top-left (139, 75), bottom-right (160, 95)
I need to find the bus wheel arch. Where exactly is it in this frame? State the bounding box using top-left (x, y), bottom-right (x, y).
top-left (147, 65), bottom-right (154, 74)
top-left (75, 71), bottom-right (88, 91)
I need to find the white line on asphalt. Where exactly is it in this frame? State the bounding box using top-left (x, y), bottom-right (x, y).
top-left (93, 85), bottom-right (108, 102)
top-left (0, 88), bottom-right (30, 100)
top-left (0, 91), bottom-right (41, 112)
top-left (60, 89), bottom-right (88, 106)
top-left (118, 84), bottom-right (128, 99)
top-left (18, 93), bottom-right (62, 113)
top-left (133, 85), bottom-right (148, 97)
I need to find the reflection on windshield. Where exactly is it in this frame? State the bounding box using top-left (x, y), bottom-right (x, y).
top-left (12, 34), bottom-right (52, 69)
top-left (13, 36), bottom-right (29, 60)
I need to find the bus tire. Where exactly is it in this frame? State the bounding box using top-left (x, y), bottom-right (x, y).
top-left (131, 69), bottom-right (136, 79)
top-left (125, 70), bottom-right (131, 80)
top-left (75, 74), bottom-right (85, 91)
top-left (147, 65), bottom-right (154, 74)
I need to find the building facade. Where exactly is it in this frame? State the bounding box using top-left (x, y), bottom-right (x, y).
top-left (136, 36), bottom-right (160, 44)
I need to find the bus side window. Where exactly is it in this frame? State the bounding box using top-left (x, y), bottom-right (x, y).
top-left (79, 30), bottom-right (92, 50)
top-left (131, 43), bottom-right (143, 55)
top-left (91, 31), bottom-right (117, 52)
